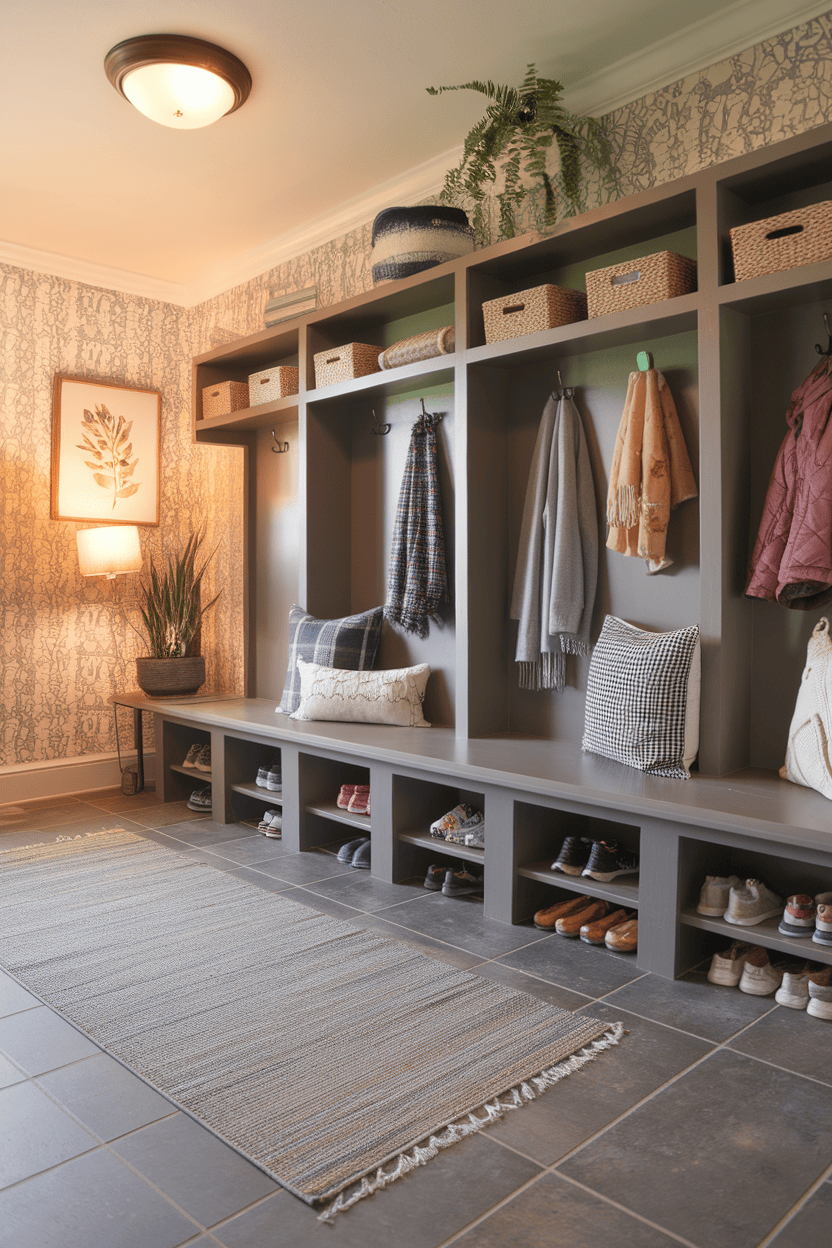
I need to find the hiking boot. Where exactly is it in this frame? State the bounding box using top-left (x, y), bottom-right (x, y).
top-left (430, 804), bottom-right (476, 839)
top-left (580, 908), bottom-right (632, 945)
top-left (337, 785), bottom-right (356, 810)
top-left (807, 967), bottom-right (832, 1019)
top-left (262, 812), bottom-right (282, 839)
top-left (442, 867), bottom-right (483, 897)
top-left (697, 875), bottom-right (745, 917)
top-left (775, 965), bottom-right (813, 1009)
top-left (186, 785), bottom-right (212, 812)
top-left (182, 744), bottom-right (202, 768)
top-left (551, 837), bottom-right (592, 876)
top-left (738, 946), bottom-right (784, 995)
top-left (581, 840), bottom-right (639, 882)
top-left (556, 898), bottom-right (608, 937)
top-left (351, 840), bottom-right (371, 869)
top-left (707, 940), bottom-right (753, 986)
top-left (533, 895), bottom-right (592, 931)
top-left (605, 918), bottom-right (638, 952)
top-left (779, 894), bottom-right (817, 938)
top-left (813, 893), bottom-right (832, 946)
top-left (724, 879), bottom-right (782, 926)
top-left (337, 836), bottom-right (368, 864)
top-left (423, 864), bottom-right (448, 891)
top-left (193, 743), bottom-right (212, 772)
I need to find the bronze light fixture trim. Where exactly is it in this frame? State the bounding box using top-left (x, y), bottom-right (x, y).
top-left (105, 34), bottom-right (252, 128)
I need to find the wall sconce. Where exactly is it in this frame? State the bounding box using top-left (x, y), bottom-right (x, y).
top-left (77, 525), bottom-right (143, 579)
top-left (104, 34), bottom-right (252, 130)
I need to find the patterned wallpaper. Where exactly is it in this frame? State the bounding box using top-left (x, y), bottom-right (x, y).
top-left (1, 9), bottom-right (831, 766)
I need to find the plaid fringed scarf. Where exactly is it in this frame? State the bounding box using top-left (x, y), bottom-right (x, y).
top-left (385, 413), bottom-right (448, 638)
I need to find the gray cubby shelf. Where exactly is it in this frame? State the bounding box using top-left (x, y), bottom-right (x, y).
top-left (305, 802), bottom-right (370, 833)
top-left (517, 861), bottom-right (640, 910)
top-left (398, 830), bottom-right (484, 866)
top-left (679, 907), bottom-right (832, 967)
top-left (231, 781), bottom-right (282, 804)
top-left (170, 763), bottom-right (211, 780)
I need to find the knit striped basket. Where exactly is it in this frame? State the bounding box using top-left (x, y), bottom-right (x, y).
top-left (371, 206), bottom-right (475, 285)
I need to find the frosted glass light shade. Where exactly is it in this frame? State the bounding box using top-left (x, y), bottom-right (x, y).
top-left (77, 526), bottom-right (143, 578)
top-left (122, 63), bottom-right (236, 129)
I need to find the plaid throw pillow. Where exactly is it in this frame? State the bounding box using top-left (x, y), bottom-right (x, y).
top-left (277, 605), bottom-right (384, 714)
top-left (582, 616), bottom-right (700, 779)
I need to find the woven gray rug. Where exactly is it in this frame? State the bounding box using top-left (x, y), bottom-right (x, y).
top-left (0, 829), bottom-right (622, 1217)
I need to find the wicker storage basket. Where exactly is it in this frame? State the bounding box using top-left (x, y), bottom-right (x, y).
top-left (379, 326), bottom-right (455, 370)
top-left (585, 251), bottom-right (697, 319)
top-left (313, 343), bottom-right (381, 388)
top-left (248, 365), bottom-right (299, 404)
top-left (730, 201), bottom-right (832, 281)
top-left (483, 284), bottom-right (587, 344)
top-left (202, 380), bottom-right (249, 420)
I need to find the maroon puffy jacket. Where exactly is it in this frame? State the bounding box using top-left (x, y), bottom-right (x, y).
top-left (746, 359), bottom-right (832, 610)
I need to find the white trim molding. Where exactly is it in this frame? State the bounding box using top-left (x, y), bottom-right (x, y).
top-left (0, 751), bottom-right (155, 806)
top-left (0, 240), bottom-right (189, 306)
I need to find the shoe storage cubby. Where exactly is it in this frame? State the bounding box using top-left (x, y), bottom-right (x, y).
top-left (678, 831), bottom-right (832, 972)
top-left (392, 772), bottom-right (486, 885)
top-left (299, 751), bottom-right (371, 851)
top-left (224, 736), bottom-right (281, 828)
top-left (157, 720), bottom-right (212, 808)
top-left (513, 800), bottom-right (640, 923)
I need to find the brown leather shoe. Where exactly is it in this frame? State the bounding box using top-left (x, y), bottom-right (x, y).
top-left (533, 895), bottom-right (592, 931)
top-left (580, 908), bottom-right (631, 945)
top-left (605, 918), bottom-right (638, 952)
top-left (555, 898), bottom-right (609, 937)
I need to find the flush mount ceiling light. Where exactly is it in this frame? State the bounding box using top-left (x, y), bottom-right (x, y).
top-left (104, 34), bottom-right (251, 129)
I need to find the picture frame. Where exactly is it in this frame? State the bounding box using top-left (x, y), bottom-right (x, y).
top-left (51, 374), bottom-right (161, 525)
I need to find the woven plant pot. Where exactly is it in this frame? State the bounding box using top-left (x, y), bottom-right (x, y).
top-left (136, 656), bottom-right (206, 697)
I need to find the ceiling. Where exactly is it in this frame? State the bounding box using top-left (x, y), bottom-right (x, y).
top-left (1, 0), bottom-right (826, 305)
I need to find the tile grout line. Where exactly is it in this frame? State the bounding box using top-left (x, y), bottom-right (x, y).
top-left (432, 1170), bottom-right (553, 1248)
top-left (554, 1172), bottom-right (702, 1248)
top-left (723, 1041), bottom-right (832, 1089)
top-left (753, 1157), bottom-right (832, 1248)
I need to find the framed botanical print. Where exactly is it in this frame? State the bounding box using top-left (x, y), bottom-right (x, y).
top-left (51, 375), bottom-right (161, 525)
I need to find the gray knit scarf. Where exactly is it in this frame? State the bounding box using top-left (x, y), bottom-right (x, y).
top-left (385, 413), bottom-right (448, 638)
top-left (510, 393), bottom-right (598, 691)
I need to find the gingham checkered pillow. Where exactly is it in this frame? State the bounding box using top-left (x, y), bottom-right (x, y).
top-left (582, 616), bottom-right (700, 779)
top-left (277, 605), bottom-right (384, 715)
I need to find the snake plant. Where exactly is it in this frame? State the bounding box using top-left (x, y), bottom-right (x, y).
top-left (133, 530), bottom-right (220, 658)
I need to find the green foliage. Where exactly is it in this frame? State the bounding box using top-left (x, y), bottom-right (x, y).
top-left (131, 529), bottom-right (221, 659)
top-left (427, 64), bottom-right (619, 241)
top-left (76, 404), bottom-right (140, 510)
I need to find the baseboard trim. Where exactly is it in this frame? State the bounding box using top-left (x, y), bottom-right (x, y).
top-left (0, 751), bottom-right (157, 805)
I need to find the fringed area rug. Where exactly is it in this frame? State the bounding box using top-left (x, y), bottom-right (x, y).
top-left (0, 829), bottom-right (623, 1218)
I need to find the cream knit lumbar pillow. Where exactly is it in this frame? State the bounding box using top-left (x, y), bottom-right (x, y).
top-left (289, 658), bottom-right (431, 728)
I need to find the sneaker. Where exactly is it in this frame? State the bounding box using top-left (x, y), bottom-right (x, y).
top-left (193, 743), bottom-right (212, 772)
top-left (262, 812), bottom-right (282, 839)
top-left (555, 898), bottom-right (608, 937)
top-left (347, 786), bottom-right (370, 816)
top-left (442, 867), bottom-right (483, 897)
top-left (697, 875), bottom-right (745, 917)
top-left (533, 895), bottom-right (592, 931)
top-left (337, 836), bottom-right (368, 864)
top-left (257, 807), bottom-right (281, 831)
top-left (182, 744), bottom-right (202, 769)
top-left (813, 893), bottom-right (832, 946)
top-left (265, 766), bottom-right (282, 793)
top-left (351, 840), bottom-right (371, 869)
top-left (807, 967), bottom-right (832, 1019)
top-left (186, 785), bottom-right (212, 812)
top-left (463, 821), bottom-right (485, 849)
top-left (775, 965), bottom-right (813, 1009)
top-left (707, 941), bottom-right (753, 986)
top-left (423, 864), bottom-right (448, 891)
top-left (256, 761), bottom-right (279, 789)
top-left (779, 894), bottom-right (817, 938)
top-left (580, 908), bottom-right (632, 945)
top-left (724, 879), bottom-right (782, 926)
top-left (446, 810), bottom-right (484, 845)
top-left (430, 804), bottom-right (476, 840)
top-left (551, 837), bottom-right (592, 875)
top-left (738, 946), bottom-right (784, 995)
top-left (581, 841), bottom-right (639, 883)
top-left (605, 918), bottom-right (638, 952)
top-left (337, 784), bottom-right (356, 810)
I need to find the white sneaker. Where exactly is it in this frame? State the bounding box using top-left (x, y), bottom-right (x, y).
top-left (707, 940), bottom-right (753, 987)
top-left (774, 965), bottom-right (812, 1009)
top-left (807, 968), bottom-right (832, 1019)
top-left (738, 947), bottom-right (784, 995)
top-left (724, 879), bottom-right (782, 926)
top-left (697, 875), bottom-right (744, 917)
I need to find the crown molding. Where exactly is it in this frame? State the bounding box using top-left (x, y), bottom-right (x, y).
top-left (0, 239), bottom-right (189, 306)
top-left (564, 0), bottom-right (832, 116)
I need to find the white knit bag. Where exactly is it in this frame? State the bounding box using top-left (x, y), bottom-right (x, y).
top-left (782, 617), bottom-right (832, 800)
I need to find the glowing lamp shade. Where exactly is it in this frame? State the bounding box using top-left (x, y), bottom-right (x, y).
top-left (77, 526), bottom-right (143, 579)
top-left (105, 35), bottom-right (251, 130)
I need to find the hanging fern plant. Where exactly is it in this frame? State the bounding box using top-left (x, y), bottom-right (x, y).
top-left (427, 64), bottom-right (619, 242)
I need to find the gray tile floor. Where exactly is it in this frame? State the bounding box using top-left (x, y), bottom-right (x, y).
top-left (1, 790), bottom-right (830, 1248)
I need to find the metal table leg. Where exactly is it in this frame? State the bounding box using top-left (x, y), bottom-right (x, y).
top-left (132, 708), bottom-right (145, 794)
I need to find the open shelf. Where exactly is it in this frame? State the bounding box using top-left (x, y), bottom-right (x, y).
top-left (231, 781), bottom-right (282, 804)
top-left (307, 355), bottom-right (454, 403)
top-left (518, 860), bottom-right (639, 909)
top-left (305, 802), bottom-right (370, 833)
top-left (399, 830), bottom-right (484, 866)
top-left (717, 260), bottom-right (832, 314)
top-left (170, 763), bottom-right (211, 780)
top-left (195, 394), bottom-right (299, 434)
top-left (680, 907), bottom-right (832, 966)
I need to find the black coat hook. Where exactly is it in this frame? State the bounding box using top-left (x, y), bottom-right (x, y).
top-left (271, 429), bottom-right (289, 453)
top-left (371, 408), bottom-right (390, 435)
top-left (815, 312), bottom-right (832, 357)
top-left (556, 369), bottom-right (574, 399)
top-left (418, 397), bottom-right (443, 425)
